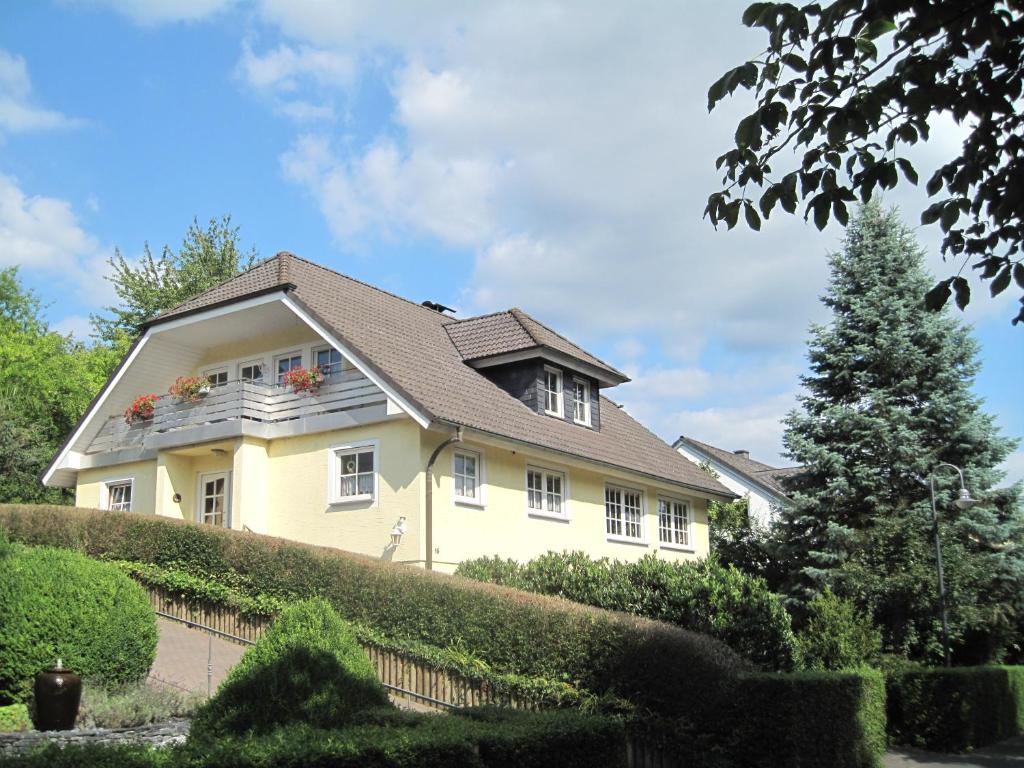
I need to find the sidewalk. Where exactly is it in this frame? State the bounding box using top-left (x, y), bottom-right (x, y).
top-left (884, 737), bottom-right (1024, 768)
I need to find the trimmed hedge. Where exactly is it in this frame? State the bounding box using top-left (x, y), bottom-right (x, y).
top-left (190, 598), bottom-right (389, 739)
top-left (724, 669), bottom-right (887, 768)
top-left (456, 551), bottom-right (798, 670)
top-left (0, 506), bottom-right (746, 719)
top-left (887, 666), bottom-right (1024, 752)
top-left (0, 538), bottom-right (157, 705)
top-left (0, 704), bottom-right (31, 733)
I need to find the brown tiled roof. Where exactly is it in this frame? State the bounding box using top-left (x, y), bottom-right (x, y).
top-left (148, 253), bottom-right (732, 497)
top-left (444, 308), bottom-right (626, 381)
top-left (156, 257), bottom-right (294, 321)
top-left (674, 436), bottom-right (802, 499)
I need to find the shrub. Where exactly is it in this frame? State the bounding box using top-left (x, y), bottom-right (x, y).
top-left (0, 540), bottom-right (157, 705)
top-left (887, 666), bottom-right (1024, 752)
top-left (724, 669), bottom-right (887, 768)
top-left (0, 744), bottom-right (168, 768)
top-left (190, 598), bottom-right (388, 739)
top-left (0, 506), bottom-right (747, 720)
top-left (0, 704), bottom-right (31, 733)
top-left (77, 682), bottom-right (203, 729)
top-left (457, 550), bottom-right (798, 671)
top-left (798, 588), bottom-right (882, 671)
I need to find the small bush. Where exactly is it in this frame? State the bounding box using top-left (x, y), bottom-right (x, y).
top-left (0, 704), bottom-right (31, 733)
top-left (887, 665), bottom-right (1024, 752)
top-left (76, 682), bottom-right (203, 729)
top-left (0, 540), bottom-right (157, 705)
top-left (0, 743), bottom-right (168, 768)
top-left (798, 588), bottom-right (882, 671)
top-left (457, 550), bottom-right (798, 671)
top-left (0, 506), bottom-right (746, 719)
top-left (724, 669), bottom-right (887, 768)
top-left (190, 598), bottom-right (389, 739)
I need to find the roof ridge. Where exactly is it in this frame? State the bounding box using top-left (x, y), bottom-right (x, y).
top-left (157, 252), bottom-right (291, 318)
top-left (449, 309), bottom-right (516, 325)
top-left (507, 307), bottom-right (542, 345)
top-left (510, 307), bottom-right (624, 376)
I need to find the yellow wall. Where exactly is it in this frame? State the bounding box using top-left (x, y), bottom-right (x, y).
top-left (75, 460), bottom-right (158, 514)
top-left (427, 434), bottom-right (710, 573)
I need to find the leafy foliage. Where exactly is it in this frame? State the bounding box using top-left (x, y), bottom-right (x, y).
top-left (0, 539), bottom-right (157, 705)
top-left (0, 704), bottom-right (31, 733)
top-left (190, 598), bottom-right (389, 739)
top-left (776, 202), bottom-right (1024, 663)
top-left (707, 1), bottom-right (1024, 323)
top-left (798, 589), bottom-right (882, 671)
top-left (91, 215), bottom-right (257, 345)
top-left (0, 505), bottom-right (746, 719)
top-left (887, 665), bottom-right (1024, 752)
top-left (456, 550), bottom-right (798, 671)
top-left (77, 682), bottom-right (203, 729)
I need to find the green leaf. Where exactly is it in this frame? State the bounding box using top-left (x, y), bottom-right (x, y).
top-left (990, 265), bottom-right (1012, 297)
top-left (863, 18), bottom-right (897, 40)
top-left (741, 2), bottom-right (772, 26)
top-left (952, 276), bottom-right (970, 310)
top-left (827, 113), bottom-right (849, 145)
top-left (924, 279), bottom-right (952, 311)
top-left (812, 195), bottom-right (830, 230)
top-left (833, 198), bottom-right (849, 227)
top-left (921, 203), bottom-right (943, 225)
top-left (855, 38), bottom-right (877, 58)
top-left (940, 203), bottom-right (960, 232)
top-left (926, 171), bottom-right (944, 196)
top-left (895, 158), bottom-right (918, 185)
top-left (1014, 262), bottom-right (1024, 289)
top-left (744, 202), bottom-right (762, 231)
top-left (735, 113), bottom-right (761, 149)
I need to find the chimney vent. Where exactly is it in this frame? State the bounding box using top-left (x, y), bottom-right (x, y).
top-left (733, 449), bottom-right (750, 459)
top-left (422, 300), bottom-right (456, 314)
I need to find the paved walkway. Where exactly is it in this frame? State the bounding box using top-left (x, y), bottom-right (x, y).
top-left (884, 737), bottom-right (1024, 768)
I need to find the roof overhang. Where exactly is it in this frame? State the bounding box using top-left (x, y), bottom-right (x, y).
top-left (467, 347), bottom-right (629, 388)
top-left (672, 437), bottom-right (790, 503)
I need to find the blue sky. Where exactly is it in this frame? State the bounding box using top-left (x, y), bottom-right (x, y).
top-left (2, 0), bottom-right (1021, 485)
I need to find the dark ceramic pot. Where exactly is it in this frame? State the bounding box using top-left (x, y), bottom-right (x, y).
top-left (33, 661), bottom-right (81, 731)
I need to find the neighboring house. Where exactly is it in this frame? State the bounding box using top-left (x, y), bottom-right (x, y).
top-left (44, 252), bottom-right (733, 572)
top-left (673, 436), bottom-right (802, 527)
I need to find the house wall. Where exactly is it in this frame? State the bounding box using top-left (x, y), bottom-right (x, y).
top-left (480, 360), bottom-right (601, 430)
top-left (675, 445), bottom-right (781, 527)
top-left (426, 433), bottom-right (709, 573)
top-left (75, 460), bottom-right (158, 515)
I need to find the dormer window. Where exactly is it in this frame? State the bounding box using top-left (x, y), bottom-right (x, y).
top-left (543, 367), bottom-right (563, 417)
top-left (573, 378), bottom-right (591, 425)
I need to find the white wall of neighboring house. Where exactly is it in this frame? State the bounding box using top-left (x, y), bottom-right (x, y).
top-left (675, 445), bottom-right (783, 528)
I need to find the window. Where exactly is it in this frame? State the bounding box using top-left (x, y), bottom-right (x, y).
top-left (573, 378), bottom-right (591, 425)
top-left (239, 360), bottom-right (265, 383)
top-left (527, 467), bottom-right (566, 518)
top-left (275, 352), bottom-right (303, 385)
top-left (605, 485), bottom-right (644, 541)
top-left (453, 449), bottom-right (483, 505)
top-left (329, 441), bottom-right (377, 504)
top-left (313, 346), bottom-right (344, 378)
top-left (199, 472), bottom-right (230, 528)
top-left (105, 480), bottom-right (133, 512)
top-left (658, 497), bottom-right (691, 549)
top-left (543, 367), bottom-right (563, 416)
top-left (204, 368), bottom-right (228, 387)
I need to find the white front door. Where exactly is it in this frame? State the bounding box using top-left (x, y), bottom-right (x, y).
top-left (198, 471), bottom-right (231, 528)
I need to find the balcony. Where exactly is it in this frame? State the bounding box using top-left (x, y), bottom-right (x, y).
top-left (86, 372), bottom-right (387, 455)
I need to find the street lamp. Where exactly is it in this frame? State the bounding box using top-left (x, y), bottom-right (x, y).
top-left (922, 463), bottom-right (978, 668)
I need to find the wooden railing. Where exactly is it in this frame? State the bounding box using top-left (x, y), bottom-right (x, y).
top-left (88, 372), bottom-right (384, 454)
top-left (143, 586), bottom-right (676, 765)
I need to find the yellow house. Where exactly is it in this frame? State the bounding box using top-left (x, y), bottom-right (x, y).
top-left (44, 253), bottom-right (733, 572)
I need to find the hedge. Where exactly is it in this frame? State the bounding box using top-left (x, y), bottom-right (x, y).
top-left (0, 537), bottom-right (157, 705)
top-left (456, 551), bottom-right (799, 670)
top-left (0, 704), bottom-right (31, 733)
top-left (0, 505), bottom-right (746, 719)
top-left (887, 666), bottom-right (1024, 752)
top-left (724, 669), bottom-right (887, 768)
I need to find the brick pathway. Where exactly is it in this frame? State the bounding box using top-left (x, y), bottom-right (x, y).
top-left (149, 618), bottom-right (246, 697)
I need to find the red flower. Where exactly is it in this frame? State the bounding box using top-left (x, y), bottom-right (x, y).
top-left (124, 394), bottom-right (159, 424)
top-left (283, 366), bottom-right (324, 394)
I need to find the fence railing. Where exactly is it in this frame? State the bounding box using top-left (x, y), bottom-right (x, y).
top-left (88, 372), bottom-right (384, 454)
top-left (143, 585), bottom-right (674, 765)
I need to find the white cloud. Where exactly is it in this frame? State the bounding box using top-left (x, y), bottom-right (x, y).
top-left (68, 0), bottom-right (238, 25)
top-left (52, 314), bottom-right (94, 341)
top-left (999, 451), bottom-right (1024, 489)
top-left (0, 49), bottom-right (80, 134)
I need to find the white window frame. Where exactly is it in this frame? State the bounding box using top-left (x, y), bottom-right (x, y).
top-left (452, 448), bottom-right (485, 507)
top-left (543, 366), bottom-right (563, 417)
top-left (657, 495), bottom-right (693, 551)
top-left (605, 483), bottom-right (647, 544)
top-left (525, 465), bottom-right (569, 521)
top-left (274, 351), bottom-right (304, 386)
top-left (196, 471), bottom-right (232, 528)
top-left (572, 377), bottom-right (591, 425)
top-left (328, 439), bottom-right (379, 506)
top-left (102, 478), bottom-right (134, 512)
top-left (312, 344), bottom-right (345, 378)
top-left (238, 359), bottom-right (266, 383)
top-left (203, 367), bottom-right (229, 387)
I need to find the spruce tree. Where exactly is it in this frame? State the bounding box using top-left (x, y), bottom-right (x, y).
top-left (778, 201), bottom-right (1023, 663)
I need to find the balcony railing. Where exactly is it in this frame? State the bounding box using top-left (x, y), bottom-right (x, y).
top-left (87, 372), bottom-right (385, 455)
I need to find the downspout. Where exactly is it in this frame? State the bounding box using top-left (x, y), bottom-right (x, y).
top-left (424, 426), bottom-right (463, 571)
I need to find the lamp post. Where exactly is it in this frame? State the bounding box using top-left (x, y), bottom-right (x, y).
top-left (923, 463), bottom-right (978, 668)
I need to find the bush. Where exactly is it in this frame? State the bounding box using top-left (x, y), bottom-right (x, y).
top-left (798, 588), bottom-right (882, 671)
top-left (0, 704), bottom-right (31, 733)
top-left (191, 598), bottom-right (389, 739)
top-left (725, 669), bottom-right (887, 768)
top-left (77, 682), bottom-right (203, 729)
top-left (0, 539), bottom-right (157, 705)
top-left (0, 505), bottom-right (746, 720)
top-left (457, 550), bottom-right (798, 671)
top-left (0, 744), bottom-right (168, 768)
top-left (887, 666), bottom-right (1024, 752)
